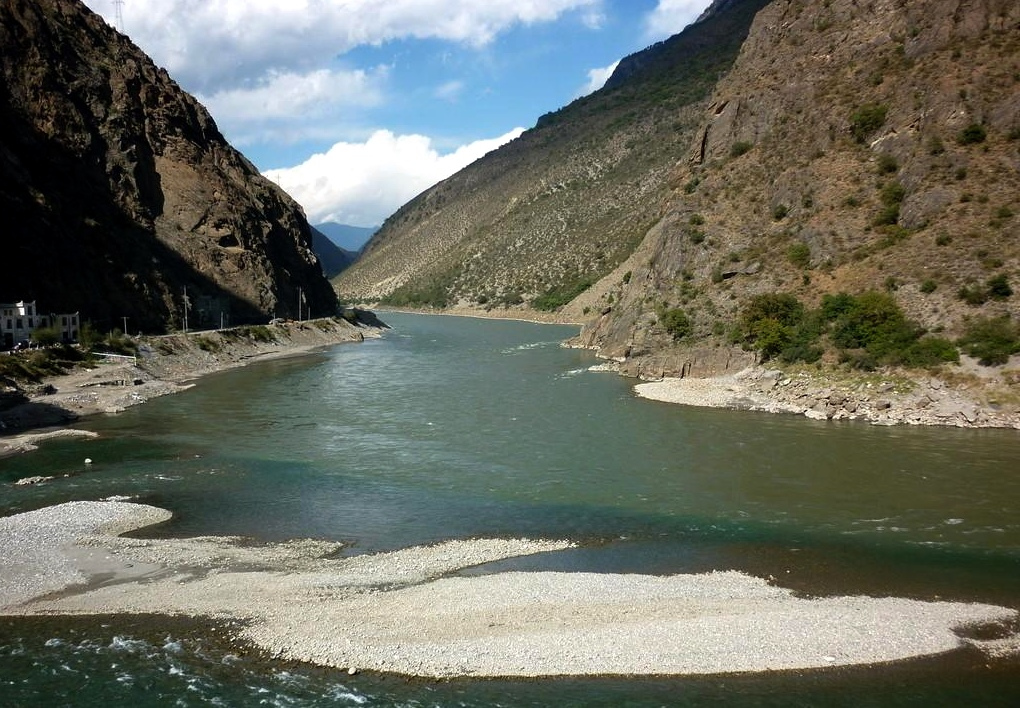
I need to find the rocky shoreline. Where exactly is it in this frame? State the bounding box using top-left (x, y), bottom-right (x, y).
top-left (630, 360), bottom-right (1020, 429)
top-left (0, 315), bottom-right (385, 457)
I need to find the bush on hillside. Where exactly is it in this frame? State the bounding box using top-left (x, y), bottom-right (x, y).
top-left (850, 103), bottom-right (889, 143)
top-left (957, 316), bottom-right (1020, 365)
top-left (739, 291), bottom-right (959, 368)
top-left (660, 308), bottom-right (692, 341)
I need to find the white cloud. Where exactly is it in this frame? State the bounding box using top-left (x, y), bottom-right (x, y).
top-left (434, 80), bottom-right (466, 102)
top-left (196, 66), bottom-right (389, 146)
top-left (84, 0), bottom-right (603, 94)
top-left (578, 59), bottom-right (620, 97)
top-left (644, 0), bottom-right (715, 41)
top-left (264, 127), bottom-right (525, 227)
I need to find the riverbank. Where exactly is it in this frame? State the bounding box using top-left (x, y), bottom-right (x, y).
top-left (2, 501), bottom-right (1018, 678)
top-left (629, 360), bottom-right (1020, 429)
top-left (0, 315), bottom-right (385, 457)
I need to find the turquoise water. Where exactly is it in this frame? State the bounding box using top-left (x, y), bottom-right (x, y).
top-left (1, 312), bottom-right (1019, 706)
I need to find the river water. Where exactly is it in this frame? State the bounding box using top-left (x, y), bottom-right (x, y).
top-left (1, 312), bottom-right (1019, 706)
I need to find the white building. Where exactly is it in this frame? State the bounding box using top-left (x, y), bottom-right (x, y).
top-left (1, 300), bottom-right (80, 349)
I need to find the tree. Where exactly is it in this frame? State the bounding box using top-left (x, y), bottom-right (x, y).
top-left (30, 326), bottom-right (61, 347)
top-left (661, 308), bottom-right (692, 341)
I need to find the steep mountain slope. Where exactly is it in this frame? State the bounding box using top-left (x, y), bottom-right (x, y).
top-left (0, 0), bottom-right (336, 331)
top-left (334, 0), bottom-right (772, 310)
top-left (578, 0), bottom-right (1019, 376)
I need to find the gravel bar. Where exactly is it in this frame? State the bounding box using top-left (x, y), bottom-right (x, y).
top-left (2, 502), bottom-right (1018, 677)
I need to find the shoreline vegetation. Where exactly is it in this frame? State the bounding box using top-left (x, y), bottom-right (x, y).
top-left (1, 501), bottom-right (1018, 678)
top-left (1, 314), bottom-right (385, 458)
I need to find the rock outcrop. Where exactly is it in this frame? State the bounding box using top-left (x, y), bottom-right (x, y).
top-left (0, 0), bottom-right (337, 331)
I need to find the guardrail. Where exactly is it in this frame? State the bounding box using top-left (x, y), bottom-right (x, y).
top-left (91, 352), bottom-right (138, 364)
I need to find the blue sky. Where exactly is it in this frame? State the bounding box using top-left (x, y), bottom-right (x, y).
top-left (83, 1), bottom-right (715, 227)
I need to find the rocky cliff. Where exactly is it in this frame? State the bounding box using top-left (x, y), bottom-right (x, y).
top-left (0, 0), bottom-right (337, 332)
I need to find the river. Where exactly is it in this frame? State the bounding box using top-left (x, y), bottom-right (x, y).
top-left (1, 312), bottom-right (1019, 706)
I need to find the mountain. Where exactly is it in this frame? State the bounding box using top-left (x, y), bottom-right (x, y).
top-left (335, 0), bottom-right (772, 310)
top-left (0, 0), bottom-right (336, 332)
top-left (314, 222), bottom-right (377, 253)
top-left (336, 0), bottom-right (1018, 377)
top-left (310, 226), bottom-right (357, 279)
top-left (576, 0), bottom-right (1020, 376)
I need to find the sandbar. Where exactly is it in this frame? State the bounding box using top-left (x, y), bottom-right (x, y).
top-left (1, 501), bottom-right (1017, 678)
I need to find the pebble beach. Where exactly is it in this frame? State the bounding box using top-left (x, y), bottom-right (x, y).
top-left (2, 501), bottom-right (1017, 678)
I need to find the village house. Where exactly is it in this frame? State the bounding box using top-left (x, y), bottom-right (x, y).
top-left (1, 300), bottom-right (80, 349)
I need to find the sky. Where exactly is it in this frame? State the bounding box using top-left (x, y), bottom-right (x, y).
top-left (83, 0), bottom-right (716, 227)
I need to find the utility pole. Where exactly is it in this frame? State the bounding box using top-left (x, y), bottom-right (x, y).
top-left (297, 287), bottom-right (303, 322)
top-left (122, 316), bottom-right (128, 335)
top-left (112, 0), bottom-right (125, 32)
top-left (183, 286), bottom-right (189, 333)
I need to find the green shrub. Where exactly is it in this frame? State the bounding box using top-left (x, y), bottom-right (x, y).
top-left (958, 316), bottom-right (1020, 365)
top-left (772, 204), bottom-right (789, 220)
top-left (987, 274), bottom-right (1013, 300)
top-left (920, 279), bottom-right (938, 294)
top-left (661, 308), bottom-right (692, 341)
top-left (957, 284), bottom-right (989, 306)
top-left (30, 326), bottom-right (62, 347)
top-left (787, 242), bottom-right (811, 268)
top-left (532, 277), bottom-right (595, 311)
top-left (829, 291), bottom-right (910, 351)
top-left (193, 335), bottom-right (220, 352)
top-left (730, 141), bottom-right (753, 158)
top-left (876, 153), bottom-right (899, 174)
top-left (897, 336), bottom-right (959, 367)
top-left (850, 103), bottom-right (889, 142)
top-left (78, 322), bottom-right (101, 351)
top-left (958, 123), bottom-right (987, 145)
top-left (740, 293), bottom-right (805, 361)
top-left (238, 325), bottom-right (276, 343)
top-left (874, 181), bottom-right (906, 225)
top-left (99, 329), bottom-right (137, 356)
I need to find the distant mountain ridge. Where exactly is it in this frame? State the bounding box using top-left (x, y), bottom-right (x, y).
top-left (0, 0), bottom-right (336, 331)
top-left (314, 223), bottom-right (377, 253)
top-left (310, 227), bottom-right (357, 279)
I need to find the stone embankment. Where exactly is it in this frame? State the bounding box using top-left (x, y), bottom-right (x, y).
top-left (633, 360), bottom-right (1020, 429)
top-left (0, 314), bottom-right (385, 456)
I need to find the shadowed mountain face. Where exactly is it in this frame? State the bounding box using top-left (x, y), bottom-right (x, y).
top-left (336, 0), bottom-right (1018, 376)
top-left (0, 0), bottom-right (336, 332)
top-left (310, 227), bottom-right (357, 279)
